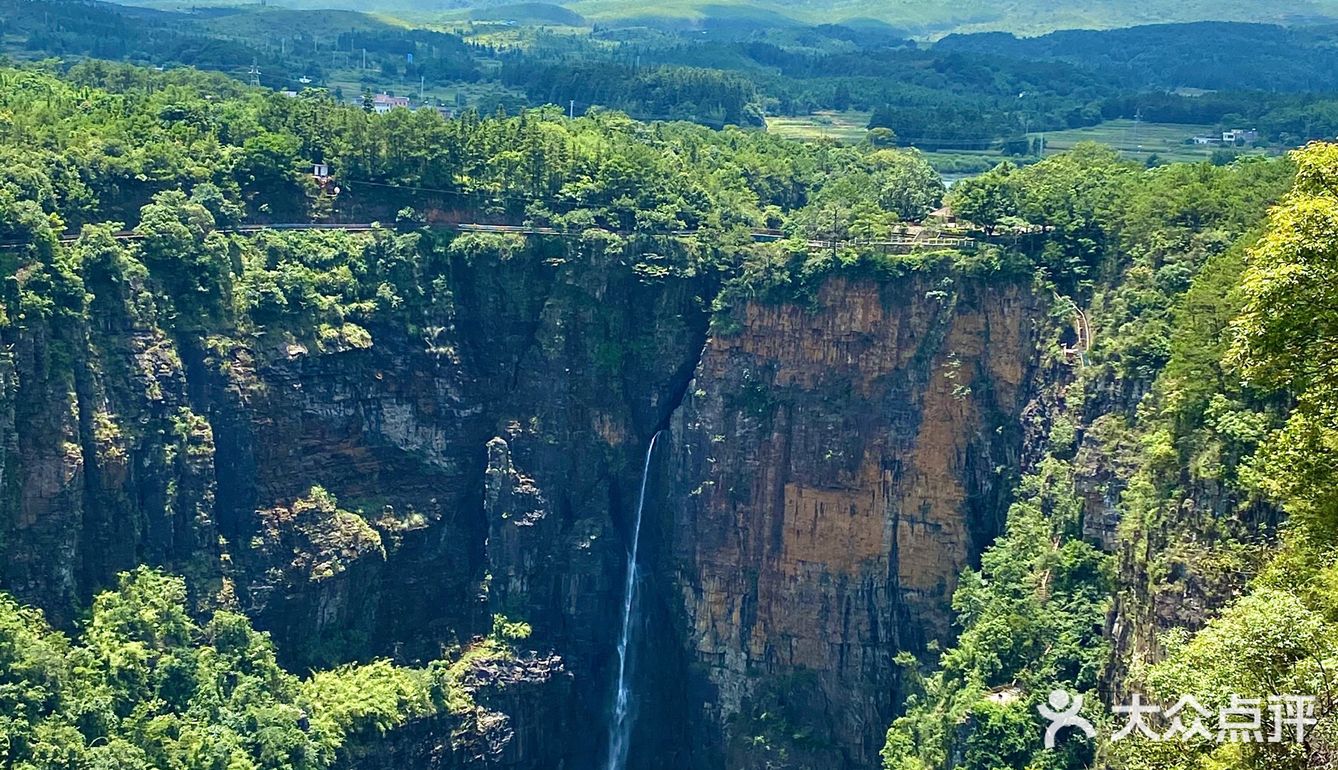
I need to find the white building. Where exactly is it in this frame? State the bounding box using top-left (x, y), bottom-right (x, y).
top-left (373, 93), bottom-right (411, 114)
top-left (1222, 128), bottom-right (1260, 144)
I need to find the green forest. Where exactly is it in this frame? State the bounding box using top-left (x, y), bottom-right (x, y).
top-left (9, 0), bottom-right (1338, 158)
top-left (2, 567), bottom-right (535, 769)
top-left (3, 3), bottom-right (1338, 770)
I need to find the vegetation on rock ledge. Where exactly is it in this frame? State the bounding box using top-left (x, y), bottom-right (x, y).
top-left (0, 568), bottom-right (530, 770)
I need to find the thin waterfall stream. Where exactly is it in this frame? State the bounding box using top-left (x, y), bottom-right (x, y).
top-left (605, 430), bottom-right (662, 770)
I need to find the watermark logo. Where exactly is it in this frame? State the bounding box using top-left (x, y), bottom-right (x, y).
top-left (1040, 691), bottom-right (1319, 746)
top-left (1040, 690), bottom-right (1097, 748)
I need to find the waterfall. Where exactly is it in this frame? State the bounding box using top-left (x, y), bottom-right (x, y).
top-left (606, 430), bottom-right (661, 770)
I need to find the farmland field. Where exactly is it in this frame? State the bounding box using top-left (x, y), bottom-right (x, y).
top-left (766, 111), bottom-right (872, 143)
top-left (1029, 119), bottom-right (1261, 162)
top-left (766, 115), bottom-right (1281, 171)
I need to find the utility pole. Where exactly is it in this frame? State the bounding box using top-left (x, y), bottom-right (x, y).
top-left (420, 76), bottom-right (425, 103)
top-left (569, 99), bottom-right (575, 119)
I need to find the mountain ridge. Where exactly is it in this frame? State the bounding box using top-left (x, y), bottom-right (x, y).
top-left (101, 0), bottom-right (1338, 36)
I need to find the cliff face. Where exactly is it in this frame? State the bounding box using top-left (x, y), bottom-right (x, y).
top-left (0, 235), bottom-right (1047, 768)
top-left (0, 250), bottom-right (220, 625)
top-left (658, 276), bottom-right (1041, 768)
top-left (0, 233), bottom-right (712, 766)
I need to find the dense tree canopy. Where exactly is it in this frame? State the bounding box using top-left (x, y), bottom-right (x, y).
top-left (8, 0), bottom-right (1338, 155)
top-left (0, 568), bottom-right (525, 770)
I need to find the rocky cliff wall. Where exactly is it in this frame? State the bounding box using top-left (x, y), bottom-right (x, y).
top-left (0, 235), bottom-right (1047, 769)
top-left (0, 232), bottom-right (715, 766)
top-left (657, 275), bottom-right (1042, 769)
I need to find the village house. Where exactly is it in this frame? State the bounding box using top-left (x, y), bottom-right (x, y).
top-left (1222, 128), bottom-right (1260, 144)
top-left (373, 93), bottom-right (411, 114)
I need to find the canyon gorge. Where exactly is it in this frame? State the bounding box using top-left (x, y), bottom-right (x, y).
top-left (0, 231), bottom-right (1060, 769)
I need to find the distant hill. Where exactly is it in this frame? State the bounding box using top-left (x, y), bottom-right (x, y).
top-left (102, 0), bottom-right (1338, 36)
top-left (468, 2), bottom-right (586, 25)
top-left (567, 0), bottom-right (1338, 36)
top-left (935, 22), bottom-right (1338, 90)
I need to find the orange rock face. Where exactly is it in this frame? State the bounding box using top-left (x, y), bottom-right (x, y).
top-left (666, 274), bottom-right (1040, 768)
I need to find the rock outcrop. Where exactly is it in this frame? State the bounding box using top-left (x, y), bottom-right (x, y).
top-left (341, 653), bottom-right (573, 770)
